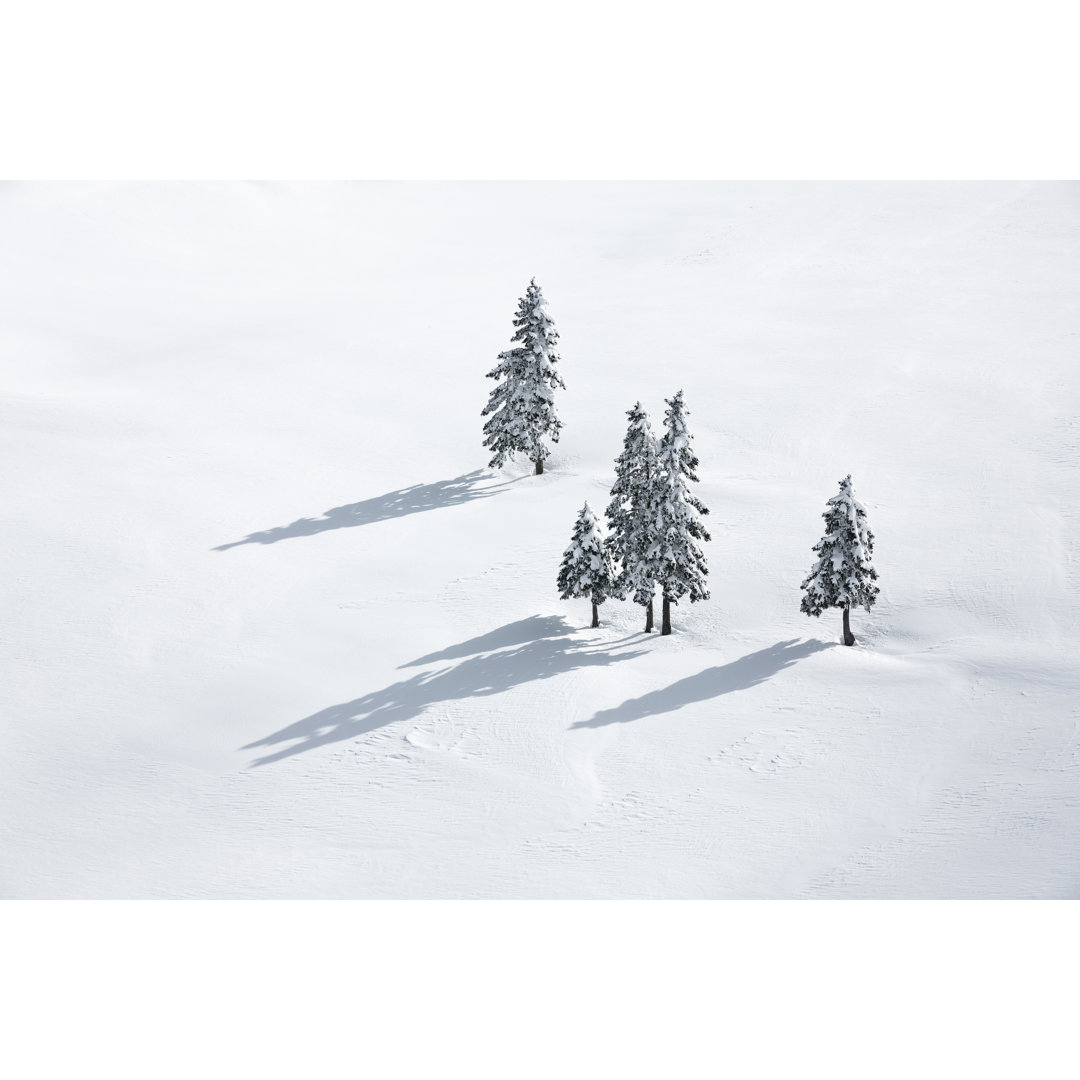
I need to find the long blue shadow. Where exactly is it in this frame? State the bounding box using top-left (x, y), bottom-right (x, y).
top-left (244, 619), bottom-right (647, 766)
top-left (214, 470), bottom-right (518, 550)
top-left (401, 614), bottom-right (573, 668)
top-left (572, 638), bottom-right (835, 729)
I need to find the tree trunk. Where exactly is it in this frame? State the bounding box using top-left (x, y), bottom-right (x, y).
top-left (534, 458), bottom-right (543, 475)
top-left (842, 605), bottom-right (855, 646)
top-left (661, 597), bottom-right (672, 636)
top-left (644, 598), bottom-right (654, 633)
top-left (591, 601), bottom-right (599, 628)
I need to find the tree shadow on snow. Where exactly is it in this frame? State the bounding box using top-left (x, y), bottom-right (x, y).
top-left (243, 617), bottom-right (647, 766)
top-left (400, 614), bottom-right (575, 668)
top-left (572, 638), bottom-right (836, 729)
top-left (214, 470), bottom-right (519, 550)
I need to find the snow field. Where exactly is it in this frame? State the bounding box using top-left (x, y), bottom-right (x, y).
top-left (1, 181), bottom-right (1077, 896)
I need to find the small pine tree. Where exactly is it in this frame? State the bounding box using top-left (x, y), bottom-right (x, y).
top-left (605, 402), bottom-right (662, 632)
top-left (800, 474), bottom-right (879, 645)
top-left (481, 278), bottom-right (565, 475)
top-left (654, 390), bottom-right (711, 635)
top-left (557, 503), bottom-right (617, 628)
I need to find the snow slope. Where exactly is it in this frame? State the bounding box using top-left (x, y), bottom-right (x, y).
top-left (1, 180), bottom-right (1077, 897)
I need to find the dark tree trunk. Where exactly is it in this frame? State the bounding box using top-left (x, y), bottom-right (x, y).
top-left (534, 458), bottom-right (543, 475)
top-left (842, 605), bottom-right (855, 646)
top-left (661, 597), bottom-right (672, 635)
top-left (644, 598), bottom-right (654, 633)
top-left (591, 601), bottom-right (599, 628)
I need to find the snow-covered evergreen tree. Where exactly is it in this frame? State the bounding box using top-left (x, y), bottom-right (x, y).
top-left (557, 503), bottom-right (617, 628)
top-left (481, 278), bottom-right (565, 475)
top-left (800, 474), bottom-right (879, 645)
top-left (605, 402), bottom-right (662, 632)
top-left (654, 390), bottom-right (711, 635)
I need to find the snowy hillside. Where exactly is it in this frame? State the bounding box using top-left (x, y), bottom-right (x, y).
top-left (1, 181), bottom-right (1077, 897)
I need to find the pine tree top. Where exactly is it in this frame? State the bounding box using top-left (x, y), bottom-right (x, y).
top-left (616, 402), bottom-right (656, 458)
top-left (576, 500), bottom-right (600, 532)
top-left (607, 403), bottom-right (659, 515)
top-left (828, 474), bottom-right (867, 514)
top-left (658, 389), bottom-right (708, 525)
top-left (659, 389), bottom-right (702, 485)
top-left (508, 279), bottom-right (560, 346)
top-left (820, 473), bottom-right (872, 563)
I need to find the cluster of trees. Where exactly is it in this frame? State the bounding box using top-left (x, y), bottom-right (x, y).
top-left (484, 279), bottom-right (879, 644)
top-left (558, 394), bottom-right (711, 636)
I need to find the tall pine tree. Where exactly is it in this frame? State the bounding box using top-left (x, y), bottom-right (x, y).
top-left (605, 402), bottom-right (662, 632)
top-left (800, 474), bottom-right (879, 645)
top-left (557, 503), bottom-right (617, 628)
top-left (654, 390), bottom-right (711, 635)
top-left (481, 278), bottom-right (565, 475)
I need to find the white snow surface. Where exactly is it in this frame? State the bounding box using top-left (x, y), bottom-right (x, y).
top-left (2, 181), bottom-right (1078, 898)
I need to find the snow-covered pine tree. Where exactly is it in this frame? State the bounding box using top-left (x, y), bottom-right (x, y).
top-left (654, 390), bottom-right (711, 635)
top-left (557, 502), bottom-right (617, 627)
top-left (481, 278), bottom-right (565, 475)
top-left (800, 474), bottom-right (879, 645)
top-left (605, 402), bottom-right (662, 632)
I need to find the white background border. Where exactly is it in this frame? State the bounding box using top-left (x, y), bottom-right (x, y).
top-left (2, 2), bottom-right (1077, 1075)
